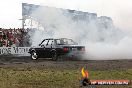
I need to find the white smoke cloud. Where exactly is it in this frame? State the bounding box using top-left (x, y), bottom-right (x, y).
top-left (29, 6), bottom-right (132, 60)
top-left (85, 37), bottom-right (132, 60)
top-left (31, 0), bottom-right (132, 30)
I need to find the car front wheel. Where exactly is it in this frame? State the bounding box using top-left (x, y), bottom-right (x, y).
top-left (31, 51), bottom-right (38, 60)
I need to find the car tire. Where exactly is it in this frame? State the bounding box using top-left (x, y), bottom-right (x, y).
top-left (31, 51), bottom-right (38, 60)
top-left (51, 51), bottom-right (58, 61)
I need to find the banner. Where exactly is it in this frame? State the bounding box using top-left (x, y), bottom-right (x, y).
top-left (0, 47), bottom-right (30, 55)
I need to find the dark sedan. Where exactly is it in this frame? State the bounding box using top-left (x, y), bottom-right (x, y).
top-left (28, 38), bottom-right (85, 61)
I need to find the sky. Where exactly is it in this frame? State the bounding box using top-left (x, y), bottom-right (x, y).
top-left (0, 0), bottom-right (132, 30)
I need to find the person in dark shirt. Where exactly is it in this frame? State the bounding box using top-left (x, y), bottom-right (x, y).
top-left (3, 33), bottom-right (7, 40)
top-left (0, 40), bottom-right (2, 47)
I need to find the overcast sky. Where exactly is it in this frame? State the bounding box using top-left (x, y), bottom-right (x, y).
top-left (0, 0), bottom-right (132, 30)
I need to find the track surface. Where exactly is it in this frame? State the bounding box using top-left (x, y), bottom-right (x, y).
top-left (0, 56), bottom-right (132, 70)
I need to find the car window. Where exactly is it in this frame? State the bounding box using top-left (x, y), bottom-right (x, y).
top-left (48, 40), bottom-right (54, 45)
top-left (67, 39), bottom-right (76, 45)
top-left (61, 39), bottom-right (76, 45)
top-left (63, 39), bottom-right (68, 44)
top-left (56, 39), bottom-right (61, 45)
top-left (55, 39), bottom-right (76, 45)
top-left (55, 39), bottom-right (65, 45)
top-left (41, 40), bottom-right (48, 46)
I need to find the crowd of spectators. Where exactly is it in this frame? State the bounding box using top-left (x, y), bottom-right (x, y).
top-left (0, 28), bottom-right (31, 47)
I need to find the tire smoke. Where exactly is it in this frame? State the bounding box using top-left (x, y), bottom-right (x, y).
top-left (29, 6), bottom-right (132, 60)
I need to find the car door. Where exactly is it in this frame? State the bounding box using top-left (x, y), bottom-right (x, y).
top-left (44, 39), bottom-right (54, 57)
top-left (39, 39), bottom-right (49, 57)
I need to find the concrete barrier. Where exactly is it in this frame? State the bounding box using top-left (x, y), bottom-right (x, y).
top-left (0, 47), bottom-right (30, 56)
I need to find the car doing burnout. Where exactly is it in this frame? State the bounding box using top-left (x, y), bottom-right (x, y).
top-left (28, 38), bottom-right (85, 60)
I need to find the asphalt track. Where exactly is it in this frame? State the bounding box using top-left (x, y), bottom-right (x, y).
top-left (0, 56), bottom-right (132, 71)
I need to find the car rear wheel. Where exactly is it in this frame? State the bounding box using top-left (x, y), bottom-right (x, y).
top-left (31, 51), bottom-right (38, 60)
top-left (51, 51), bottom-right (58, 61)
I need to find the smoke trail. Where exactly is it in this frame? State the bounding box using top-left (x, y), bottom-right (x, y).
top-left (29, 6), bottom-right (132, 60)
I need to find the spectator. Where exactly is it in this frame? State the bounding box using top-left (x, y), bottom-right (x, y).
top-left (7, 39), bottom-right (13, 47)
top-left (0, 28), bottom-right (31, 47)
top-left (0, 31), bottom-right (2, 40)
top-left (0, 39), bottom-right (2, 47)
top-left (3, 32), bottom-right (7, 40)
top-left (2, 39), bottom-right (7, 47)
